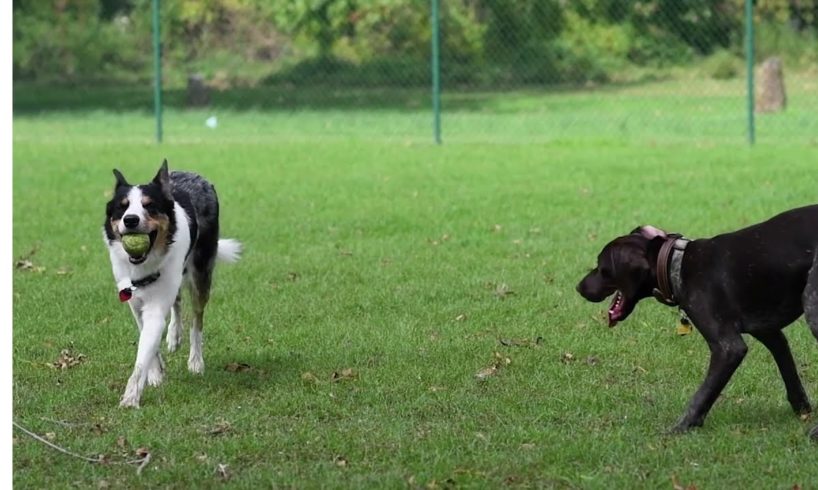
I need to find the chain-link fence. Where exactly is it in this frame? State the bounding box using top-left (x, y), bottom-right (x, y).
top-left (12, 0), bottom-right (818, 144)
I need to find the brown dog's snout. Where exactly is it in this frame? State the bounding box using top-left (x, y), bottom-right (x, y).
top-left (577, 272), bottom-right (614, 303)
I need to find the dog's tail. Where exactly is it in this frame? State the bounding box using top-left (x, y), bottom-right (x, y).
top-left (217, 238), bottom-right (242, 263)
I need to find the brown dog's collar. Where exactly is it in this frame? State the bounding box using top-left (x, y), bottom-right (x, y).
top-left (653, 235), bottom-right (688, 306)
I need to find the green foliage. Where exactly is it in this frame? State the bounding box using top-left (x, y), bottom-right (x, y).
top-left (701, 49), bottom-right (742, 80)
top-left (13, 0), bottom-right (148, 82)
top-left (11, 0), bottom-right (818, 87)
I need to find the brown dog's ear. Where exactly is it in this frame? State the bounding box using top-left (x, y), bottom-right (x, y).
top-left (152, 159), bottom-right (173, 198)
top-left (631, 225), bottom-right (667, 240)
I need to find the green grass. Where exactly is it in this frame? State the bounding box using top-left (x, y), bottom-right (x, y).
top-left (12, 80), bottom-right (818, 488)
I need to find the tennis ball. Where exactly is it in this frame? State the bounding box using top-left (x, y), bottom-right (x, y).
top-left (122, 233), bottom-right (151, 256)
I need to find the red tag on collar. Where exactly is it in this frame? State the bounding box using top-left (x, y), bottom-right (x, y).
top-left (119, 288), bottom-right (133, 302)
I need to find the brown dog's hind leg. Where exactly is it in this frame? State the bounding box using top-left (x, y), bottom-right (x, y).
top-left (804, 253), bottom-right (818, 343)
top-left (751, 331), bottom-right (811, 414)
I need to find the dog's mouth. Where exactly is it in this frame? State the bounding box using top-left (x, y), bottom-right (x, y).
top-left (608, 291), bottom-right (627, 327)
top-left (124, 231), bottom-right (157, 265)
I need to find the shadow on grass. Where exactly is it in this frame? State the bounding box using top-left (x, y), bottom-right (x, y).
top-left (13, 76), bottom-right (672, 115)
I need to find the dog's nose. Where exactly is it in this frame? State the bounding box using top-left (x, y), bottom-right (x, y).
top-left (123, 215), bottom-right (140, 229)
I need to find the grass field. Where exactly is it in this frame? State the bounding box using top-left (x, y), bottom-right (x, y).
top-left (12, 79), bottom-right (818, 488)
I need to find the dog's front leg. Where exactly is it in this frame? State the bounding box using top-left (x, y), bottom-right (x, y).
top-left (671, 328), bottom-right (748, 433)
top-left (120, 307), bottom-right (167, 408)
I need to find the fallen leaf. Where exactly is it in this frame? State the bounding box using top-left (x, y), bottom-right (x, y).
top-left (301, 372), bottom-right (319, 384)
top-left (196, 453), bottom-right (208, 462)
top-left (216, 463), bottom-right (230, 481)
top-left (800, 413), bottom-right (810, 422)
top-left (493, 283), bottom-right (515, 300)
top-left (224, 362), bottom-right (252, 373)
top-left (334, 455), bottom-right (348, 467)
top-left (15, 259), bottom-right (33, 270)
top-left (45, 432), bottom-right (56, 441)
top-left (671, 474), bottom-right (698, 490)
top-left (331, 368), bottom-right (357, 382)
top-left (475, 352), bottom-right (511, 380)
top-left (561, 352), bottom-right (575, 363)
top-left (454, 314), bottom-right (467, 322)
top-left (51, 348), bottom-right (87, 370)
top-left (206, 419), bottom-right (232, 436)
top-left (676, 322), bottom-right (693, 336)
top-left (475, 366), bottom-right (497, 381)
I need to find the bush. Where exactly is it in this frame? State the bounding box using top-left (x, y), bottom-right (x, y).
top-left (701, 49), bottom-right (742, 79)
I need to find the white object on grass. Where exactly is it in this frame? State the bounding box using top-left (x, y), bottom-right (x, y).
top-left (205, 116), bottom-right (218, 129)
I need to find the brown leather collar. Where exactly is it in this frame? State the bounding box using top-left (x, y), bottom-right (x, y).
top-left (653, 234), bottom-right (687, 306)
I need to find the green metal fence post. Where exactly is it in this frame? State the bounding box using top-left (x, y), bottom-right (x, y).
top-left (152, 0), bottom-right (163, 143)
top-left (431, 0), bottom-right (441, 145)
top-left (745, 0), bottom-right (755, 145)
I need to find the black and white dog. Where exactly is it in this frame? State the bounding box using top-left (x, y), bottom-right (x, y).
top-left (103, 160), bottom-right (241, 408)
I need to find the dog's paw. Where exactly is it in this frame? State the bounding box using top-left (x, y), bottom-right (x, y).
top-left (166, 326), bottom-right (183, 353)
top-left (147, 364), bottom-right (164, 387)
top-left (119, 393), bottom-right (141, 408)
top-left (792, 400), bottom-right (812, 415)
top-left (666, 420), bottom-right (702, 435)
top-left (188, 355), bottom-right (204, 375)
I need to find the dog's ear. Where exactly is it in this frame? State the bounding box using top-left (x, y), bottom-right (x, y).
top-left (632, 225), bottom-right (667, 240)
top-left (112, 169), bottom-right (129, 188)
top-left (152, 159), bottom-right (173, 198)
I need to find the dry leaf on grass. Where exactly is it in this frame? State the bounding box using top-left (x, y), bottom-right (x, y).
top-left (216, 463), bottom-right (230, 481)
top-left (676, 322), bottom-right (693, 336)
top-left (331, 368), bottom-right (357, 382)
top-left (301, 372), bottom-right (319, 384)
top-left (671, 475), bottom-right (698, 490)
top-left (206, 419), bottom-right (232, 436)
top-left (334, 455), bottom-right (348, 467)
top-left (224, 362), bottom-right (252, 373)
top-left (560, 352), bottom-right (575, 363)
top-left (493, 283), bottom-right (515, 300)
top-left (475, 365), bottom-right (498, 381)
top-left (51, 349), bottom-right (86, 370)
top-left (454, 314), bottom-right (467, 322)
top-left (475, 352), bottom-right (511, 381)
